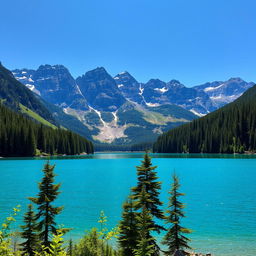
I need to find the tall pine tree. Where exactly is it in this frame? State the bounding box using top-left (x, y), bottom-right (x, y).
top-left (118, 196), bottom-right (138, 256)
top-left (162, 174), bottom-right (192, 255)
top-left (20, 204), bottom-right (39, 256)
top-left (26, 126), bottom-right (36, 156)
top-left (132, 153), bottom-right (165, 233)
top-left (29, 161), bottom-right (63, 249)
top-left (134, 186), bottom-right (156, 256)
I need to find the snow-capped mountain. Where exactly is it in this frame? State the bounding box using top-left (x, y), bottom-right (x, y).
top-left (12, 69), bottom-right (38, 94)
top-left (114, 71), bottom-right (144, 104)
top-left (76, 67), bottom-right (126, 111)
top-left (13, 65), bottom-right (89, 110)
top-left (140, 79), bottom-right (216, 115)
top-left (193, 78), bottom-right (255, 108)
top-left (112, 74), bottom-right (216, 114)
top-left (12, 64), bottom-right (254, 144)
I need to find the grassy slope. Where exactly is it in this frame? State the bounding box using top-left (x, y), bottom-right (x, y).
top-left (19, 103), bottom-right (57, 129)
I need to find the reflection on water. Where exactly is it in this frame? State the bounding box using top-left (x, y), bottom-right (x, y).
top-left (1, 152), bottom-right (256, 160)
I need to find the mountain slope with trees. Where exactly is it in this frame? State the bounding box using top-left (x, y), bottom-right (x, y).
top-left (0, 63), bottom-right (96, 142)
top-left (0, 63), bottom-right (57, 125)
top-left (153, 85), bottom-right (256, 153)
top-left (0, 103), bottom-right (94, 156)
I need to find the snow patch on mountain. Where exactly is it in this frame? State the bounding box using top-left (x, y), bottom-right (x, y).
top-left (154, 87), bottom-right (168, 93)
top-left (210, 94), bottom-right (242, 103)
top-left (16, 76), bottom-right (28, 80)
top-left (146, 102), bottom-right (161, 107)
top-left (88, 106), bottom-right (129, 143)
top-left (204, 83), bottom-right (225, 92)
top-left (190, 109), bottom-right (205, 117)
top-left (25, 84), bottom-right (41, 95)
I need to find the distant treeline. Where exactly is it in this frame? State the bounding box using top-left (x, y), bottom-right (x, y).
top-left (95, 141), bottom-right (153, 152)
top-left (0, 104), bottom-right (94, 157)
top-left (153, 85), bottom-right (256, 154)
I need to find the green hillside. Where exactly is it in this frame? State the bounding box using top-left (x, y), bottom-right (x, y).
top-left (153, 85), bottom-right (256, 153)
top-left (19, 103), bottom-right (57, 129)
top-left (0, 103), bottom-right (94, 157)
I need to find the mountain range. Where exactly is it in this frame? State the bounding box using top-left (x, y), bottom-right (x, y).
top-left (12, 64), bottom-right (254, 145)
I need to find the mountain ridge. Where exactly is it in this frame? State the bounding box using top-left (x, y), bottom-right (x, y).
top-left (12, 63), bottom-right (254, 146)
top-left (13, 64), bottom-right (254, 115)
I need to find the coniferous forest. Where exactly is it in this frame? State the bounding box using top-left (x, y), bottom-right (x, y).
top-left (153, 85), bottom-right (256, 154)
top-left (0, 103), bottom-right (94, 157)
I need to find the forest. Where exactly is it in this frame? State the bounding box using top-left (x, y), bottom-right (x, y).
top-left (0, 103), bottom-right (94, 157)
top-left (153, 85), bottom-right (256, 153)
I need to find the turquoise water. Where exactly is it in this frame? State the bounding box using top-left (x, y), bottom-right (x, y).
top-left (0, 153), bottom-right (256, 255)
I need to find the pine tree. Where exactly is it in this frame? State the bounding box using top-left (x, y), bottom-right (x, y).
top-left (20, 204), bottom-right (39, 256)
top-left (162, 174), bottom-right (192, 255)
top-left (67, 239), bottom-right (73, 256)
top-left (118, 197), bottom-right (138, 256)
top-left (134, 186), bottom-right (155, 256)
top-left (132, 153), bottom-right (165, 233)
top-left (26, 126), bottom-right (36, 156)
top-left (37, 124), bottom-right (46, 153)
top-left (29, 161), bottom-right (63, 249)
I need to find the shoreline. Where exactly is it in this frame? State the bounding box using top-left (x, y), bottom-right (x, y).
top-left (1, 151), bottom-right (256, 160)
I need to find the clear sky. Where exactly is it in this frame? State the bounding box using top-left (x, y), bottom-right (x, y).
top-left (0, 0), bottom-right (255, 86)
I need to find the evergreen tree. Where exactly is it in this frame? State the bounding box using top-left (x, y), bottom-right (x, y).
top-left (37, 124), bottom-right (46, 153)
top-left (134, 186), bottom-right (155, 256)
top-left (26, 126), bottom-right (36, 156)
top-left (162, 174), bottom-right (192, 255)
top-left (29, 162), bottom-right (63, 249)
top-left (132, 153), bottom-right (165, 233)
top-left (67, 239), bottom-right (73, 256)
top-left (118, 197), bottom-right (138, 256)
top-left (20, 204), bottom-right (39, 256)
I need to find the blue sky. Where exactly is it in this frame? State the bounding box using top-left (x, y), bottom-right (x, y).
top-left (0, 0), bottom-right (255, 86)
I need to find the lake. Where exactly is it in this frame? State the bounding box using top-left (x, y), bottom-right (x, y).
top-left (0, 153), bottom-right (256, 255)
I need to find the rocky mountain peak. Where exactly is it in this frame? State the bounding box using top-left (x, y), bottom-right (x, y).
top-left (35, 64), bottom-right (72, 77)
top-left (76, 68), bottom-right (126, 111)
top-left (80, 67), bottom-right (112, 81)
top-left (115, 71), bottom-right (137, 82)
top-left (114, 71), bottom-right (139, 86)
top-left (227, 77), bottom-right (243, 82)
top-left (114, 71), bottom-right (143, 104)
top-left (13, 64), bottom-right (255, 116)
top-left (167, 79), bottom-right (185, 89)
top-left (13, 64), bottom-right (89, 110)
top-left (144, 78), bottom-right (166, 88)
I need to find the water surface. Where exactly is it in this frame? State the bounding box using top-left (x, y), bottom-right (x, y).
top-left (0, 153), bottom-right (255, 255)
